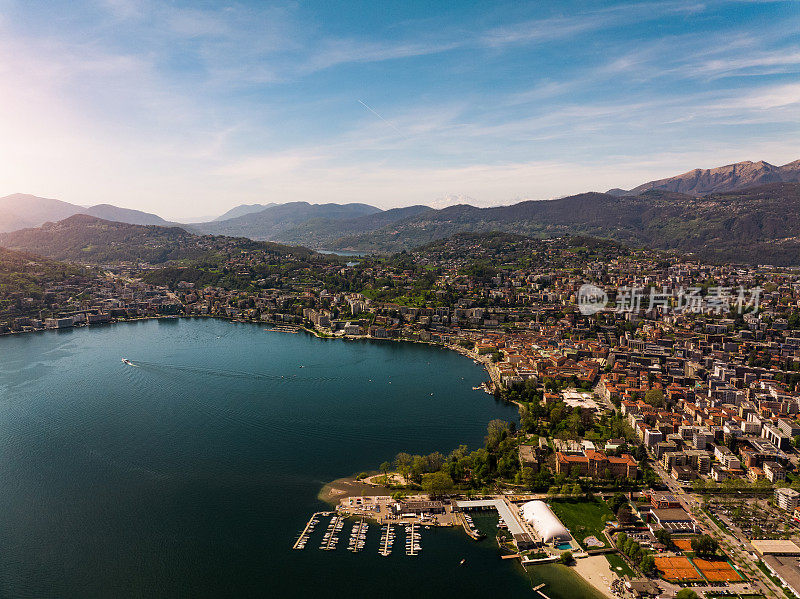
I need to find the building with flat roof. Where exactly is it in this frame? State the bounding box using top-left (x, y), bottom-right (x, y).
top-left (775, 487), bottom-right (800, 511)
top-left (397, 500), bottom-right (444, 514)
top-left (763, 555), bottom-right (800, 599)
top-left (649, 508), bottom-right (696, 533)
top-left (650, 492), bottom-right (680, 509)
top-left (764, 461), bottom-right (787, 482)
top-left (751, 539), bottom-right (800, 556)
top-left (455, 499), bottom-right (526, 538)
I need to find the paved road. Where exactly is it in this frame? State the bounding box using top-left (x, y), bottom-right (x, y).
top-left (650, 460), bottom-right (781, 598)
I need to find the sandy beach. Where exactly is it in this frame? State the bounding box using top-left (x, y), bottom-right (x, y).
top-left (317, 476), bottom-right (392, 503)
top-left (572, 555), bottom-right (618, 599)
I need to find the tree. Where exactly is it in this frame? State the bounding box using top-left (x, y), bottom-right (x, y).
top-left (609, 492), bottom-right (628, 514)
top-left (617, 505), bottom-right (634, 526)
top-left (424, 452), bottom-right (445, 472)
top-left (521, 467), bottom-right (536, 489)
top-left (421, 471), bottom-right (454, 498)
top-left (624, 538), bottom-right (636, 555)
top-left (559, 551), bottom-right (574, 565)
top-left (410, 455), bottom-right (427, 483)
top-left (379, 461), bottom-right (391, 478)
top-left (654, 528), bottom-right (673, 548)
top-left (640, 554), bottom-right (656, 576)
top-left (644, 389), bottom-right (665, 408)
top-left (691, 534), bottom-right (719, 557)
top-left (485, 419), bottom-right (511, 450)
top-left (395, 452), bottom-right (412, 482)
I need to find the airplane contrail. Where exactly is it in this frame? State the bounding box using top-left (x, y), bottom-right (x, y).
top-left (357, 99), bottom-right (407, 139)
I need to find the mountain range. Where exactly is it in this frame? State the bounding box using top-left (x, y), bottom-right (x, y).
top-left (607, 159), bottom-right (800, 196)
top-left (2, 158), bottom-right (800, 265)
top-left (0, 193), bottom-right (175, 232)
top-left (327, 182), bottom-right (800, 264)
top-left (213, 203), bottom-right (278, 221)
top-left (0, 214), bottom-right (319, 264)
top-left (194, 201), bottom-right (383, 239)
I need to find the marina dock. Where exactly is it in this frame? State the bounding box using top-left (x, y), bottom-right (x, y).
top-left (405, 523), bottom-right (421, 556)
top-left (532, 583), bottom-right (551, 599)
top-left (458, 513), bottom-right (482, 540)
top-left (292, 512), bottom-right (324, 550)
top-left (347, 518), bottom-right (368, 553)
top-left (379, 523), bottom-right (395, 556)
top-left (320, 515), bottom-right (343, 551)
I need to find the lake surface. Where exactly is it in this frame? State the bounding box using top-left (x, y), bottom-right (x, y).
top-left (0, 318), bottom-right (600, 598)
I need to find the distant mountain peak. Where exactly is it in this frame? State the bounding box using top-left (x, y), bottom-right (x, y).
top-left (610, 159), bottom-right (800, 196)
top-left (213, 203), bottom-right (278, 221)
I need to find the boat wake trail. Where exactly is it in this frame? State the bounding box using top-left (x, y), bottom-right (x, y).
top-left (130, 360), bottom-right (289, 382)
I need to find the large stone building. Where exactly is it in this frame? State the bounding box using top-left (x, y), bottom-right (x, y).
top-left (555, 450), bottom-right (638, 479)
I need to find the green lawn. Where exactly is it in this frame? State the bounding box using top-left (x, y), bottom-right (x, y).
top-left (606, 553), bottom-right (636, 577)
top-left (549, 498), bottom-right (614, 548)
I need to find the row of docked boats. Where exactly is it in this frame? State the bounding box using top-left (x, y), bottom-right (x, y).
top-left (405, 523), bottom-right (422, 556)
top-left (379, 524), bottom-right (395, 556)
top-left (294, 515), bottom-right (424, 556)
top-left (463, 513), bottom-right (480, 537)
top-left (347, 520), bottom-right (368, 552)
top-left (320, 515), bottom-right (344, 550)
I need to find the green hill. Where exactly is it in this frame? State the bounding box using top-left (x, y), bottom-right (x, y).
top-left (328, 182), bottom-right (800, 265)
top-left (0, 214), bottom-right (321, 265)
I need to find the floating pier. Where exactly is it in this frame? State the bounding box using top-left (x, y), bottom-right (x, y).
top-left (379, 523), bottom-right (395, 556)
top-left (532, 583), bottom-right (551, 599)
top-left (292, 512), bottom-right (323, 550)
top-left (348, 518), bottom-right (368, 553)
top-left (459, 513), bottom-right (482, 540)
top-left (405, 523), bottom-right (421, 556)
top-left (320, 514), bottom-right (343, 551)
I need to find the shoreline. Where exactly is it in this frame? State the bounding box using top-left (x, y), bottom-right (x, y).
top-left (317, 476), bottom-right (394, 505)
top-left (570, 555), bottom-right (618, 599)
top-left (2, 314), bottom-right (501, 391)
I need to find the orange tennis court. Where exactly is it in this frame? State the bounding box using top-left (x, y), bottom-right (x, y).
top-left (654, 556), bottom-right (703, 582)
top-left (692, 558), bottom-right (743, 582)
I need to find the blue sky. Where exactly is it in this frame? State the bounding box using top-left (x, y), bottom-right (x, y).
top-left (0, 0), bottom-right (798, 218)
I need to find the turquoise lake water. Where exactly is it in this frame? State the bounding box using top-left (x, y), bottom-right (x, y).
top-left (0, 318), bottom-right (601, 598)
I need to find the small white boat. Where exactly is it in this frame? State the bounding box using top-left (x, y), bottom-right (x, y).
top-left (121, 358), bottom-right (133, 365)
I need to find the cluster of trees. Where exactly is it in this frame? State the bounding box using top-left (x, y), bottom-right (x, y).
top-left (518, 395), bottom-right (594, 440)
top-left (692, 477), bottom-right (774, 492)
top-left (513, 384), bottom-right (637, 451)
top-left (504, 379), bottom-right (543, 405)
top-left (608, 493), bottom-right (636, 525)
top-left (383, 419), bottom-right (521, 493)
top-left (615, 532), bottom-right (656, 576)
top-left (690, 534), bottom-right (719, 557)
top-left (654, 528), bottom-right (674, 549)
